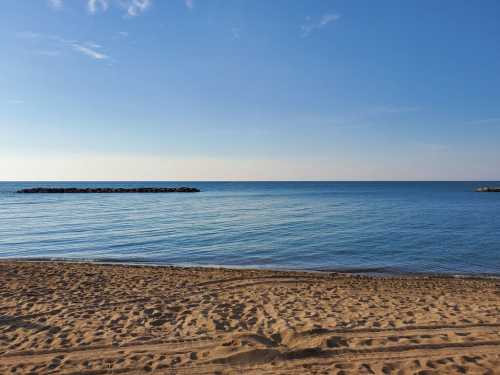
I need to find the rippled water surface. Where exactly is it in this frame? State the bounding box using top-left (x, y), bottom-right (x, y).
top-left (1, 182), bottom-right (499, 275)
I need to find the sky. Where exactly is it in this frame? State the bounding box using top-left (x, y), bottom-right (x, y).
top-left (1, 0), bottom-right (499, 181)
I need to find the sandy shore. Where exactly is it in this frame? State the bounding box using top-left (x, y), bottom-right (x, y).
top-left (0, 261), bottom-right (499, 374)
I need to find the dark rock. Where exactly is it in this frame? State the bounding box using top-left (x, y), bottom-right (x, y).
top-left (475, 187), bottom-right (500, 192)
top-left (17, 187), bottom-right (200, 194)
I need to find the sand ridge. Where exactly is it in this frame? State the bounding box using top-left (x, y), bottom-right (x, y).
top-left (0, 261), bottom-right (499, 374)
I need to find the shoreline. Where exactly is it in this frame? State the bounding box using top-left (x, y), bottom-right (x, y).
top-left (1, 260), bottom-right (499, 374)
top-left (3, 257), bottom-right (500, 279)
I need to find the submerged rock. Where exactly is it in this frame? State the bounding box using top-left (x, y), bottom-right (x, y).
top-left (17, 187), bottom-right (200, 193)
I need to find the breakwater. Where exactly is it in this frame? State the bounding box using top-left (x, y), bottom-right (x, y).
top-left (476, 187), bottom-right (500, 192)
top-left (17, 187), bottom-right (200, 193)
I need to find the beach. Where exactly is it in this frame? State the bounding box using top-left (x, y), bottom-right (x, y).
top-left (0, 261), bottom-right (499, 374)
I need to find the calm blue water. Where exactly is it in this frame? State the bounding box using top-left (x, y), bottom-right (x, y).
top-left (0, 182), bottom-right (499, 275)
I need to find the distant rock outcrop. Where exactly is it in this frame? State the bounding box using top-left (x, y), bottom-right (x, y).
top-left (475, 187), bottom-right (500, 192)
top-left (17, 187), bottom-right (201, 193)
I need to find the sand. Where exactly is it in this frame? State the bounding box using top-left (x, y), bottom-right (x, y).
top-left (0, 261), bottom-right (499, 374)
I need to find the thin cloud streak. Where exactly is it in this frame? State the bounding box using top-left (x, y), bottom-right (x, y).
top-left (72, 43), bottom-right (108, 60)
top-left (301, 13), bottom-right (341, 37)
top-left (16, 32), bottom-right (111, 61)
top-left (85, 41), bottom-right (102, 49)
top-left (185, 0), bottom-right (193, 9)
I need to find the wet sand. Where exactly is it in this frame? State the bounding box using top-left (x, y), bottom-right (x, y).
top-left (0, 261), bottom-right (499, 374)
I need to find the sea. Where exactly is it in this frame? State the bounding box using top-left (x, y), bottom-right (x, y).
top-left (0, 181), bottom-right (499, 276)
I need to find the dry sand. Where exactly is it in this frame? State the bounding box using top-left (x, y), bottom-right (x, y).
top-left (0, 261), bottom-right (499, 374)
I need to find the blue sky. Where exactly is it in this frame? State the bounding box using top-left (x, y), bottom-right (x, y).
top-left (1, 0), bottom-right (499, 180)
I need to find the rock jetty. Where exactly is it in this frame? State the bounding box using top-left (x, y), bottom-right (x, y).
top-left (17, 187), bottom-right (200, 194)
top-left (475, 187), bottom-right (500, 192)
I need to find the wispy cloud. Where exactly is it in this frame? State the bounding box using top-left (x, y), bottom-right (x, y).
top-left (47, 0), bottom-right (150, 16)
top-left (185, 0), bottom-right (193, 10)
top-left (17, 32), bottom-right (110, 62)
top-left (87, 0), bottom-right (109, 13)
top-left (112, 31), bottom-right (130, 40)
top-left (125, 0), bottom-right (151, 16)
top-left (72, 43), bottom-right (108, 60)
top-left (84, 41), bottom-right (102, 49)
top-left (48, 0), bottom-right (63, 9)
top-left (301, 13), bottom-right (341, 37)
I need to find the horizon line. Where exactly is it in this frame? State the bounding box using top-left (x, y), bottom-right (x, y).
top-left (1, 179), bottom-right (499, 183)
